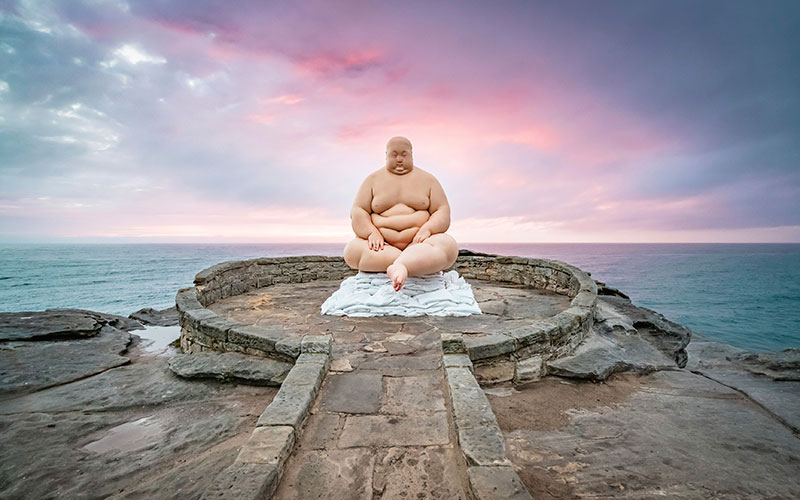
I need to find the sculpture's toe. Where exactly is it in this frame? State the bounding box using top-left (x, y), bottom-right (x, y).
top-left (386, 263), bottom-right (408, 291)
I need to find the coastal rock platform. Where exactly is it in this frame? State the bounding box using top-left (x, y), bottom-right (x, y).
top-left (1, 252), bottom-right (798, 499)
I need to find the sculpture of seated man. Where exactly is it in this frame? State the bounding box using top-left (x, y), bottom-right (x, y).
top-left (343, 136), bottom-right (459, 291)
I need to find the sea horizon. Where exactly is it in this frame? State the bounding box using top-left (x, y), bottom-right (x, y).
top-left (2, 241), bottom-right (798, 245)
top-left (1, 242), bottom-right (798, 354)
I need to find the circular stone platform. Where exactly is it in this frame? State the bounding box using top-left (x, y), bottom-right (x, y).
top-left (175, 250), bottom-right (598, 384)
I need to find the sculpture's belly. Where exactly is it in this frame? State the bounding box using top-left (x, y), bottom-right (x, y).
top-left (372, 204), bottom-right (430, 249)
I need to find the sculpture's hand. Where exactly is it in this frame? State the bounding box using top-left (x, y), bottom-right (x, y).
top-left (412, 226), bottom-right (432, 244)
top-left (368, 229), bottom-right (385, 251)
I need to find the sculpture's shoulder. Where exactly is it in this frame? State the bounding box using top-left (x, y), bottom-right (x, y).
top-left (358, 168), bottom-right (383, 189)
top-left (413, 167), bottom-right (442, 189)
top-left (416, 166), bottom-right (437, 181)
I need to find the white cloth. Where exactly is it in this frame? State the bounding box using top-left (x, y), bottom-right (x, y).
top-left (321, 270), bottom-right (482, 317)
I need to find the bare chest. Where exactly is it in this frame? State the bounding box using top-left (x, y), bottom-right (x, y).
top-left (370, 172), bottom-right (431, 214)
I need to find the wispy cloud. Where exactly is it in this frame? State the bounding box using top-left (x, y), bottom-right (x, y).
top-left (1, 0), bottom-right (798, 242)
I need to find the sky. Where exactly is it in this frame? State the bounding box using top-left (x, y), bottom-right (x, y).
top-left (1, 0), bottom-right (799, 243)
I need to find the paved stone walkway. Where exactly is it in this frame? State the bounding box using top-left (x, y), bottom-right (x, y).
top-left (272, 332), bottom-right (470, 499)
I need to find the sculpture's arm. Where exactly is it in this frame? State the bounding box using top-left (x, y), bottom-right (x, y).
top-left (350, 177), bottom-right (381, 239)
top-left (420, 177), bottom-right (451, 235)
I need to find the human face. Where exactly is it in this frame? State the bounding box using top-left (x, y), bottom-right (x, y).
top-left (385, 142), bottom-right (413, 175)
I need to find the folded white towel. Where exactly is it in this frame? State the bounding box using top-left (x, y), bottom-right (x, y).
top-left (321, 270), bottom-right (482, 317)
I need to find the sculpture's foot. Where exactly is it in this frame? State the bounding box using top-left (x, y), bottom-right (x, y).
top-left (386, 262), bottom-right (409, 291)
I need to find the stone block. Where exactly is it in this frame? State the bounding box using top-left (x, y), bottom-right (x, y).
top-left (474, 359), bottom-right (516, 384)
top-left (227, 325), bottom-right (281, 355)
top-left (201, 462), bottom-right (279, 500)
top-left (168, 352), bottom-right (291, 385)
top-left (506, 321), bottom-right (550, 348)
top-left (301, 335), bottom-right (331, 354)
top-left (468, 466), bottom-right (532, 500)
top-left (465, 334), bottom-right (515, 360)
top-left (185, 328), bottom-right (222, 349)
top-left (514, 355), bottom-right (544, 384)
top-left (197, 316), bottom-right (236, 342)
top-left (257, 382), bottom-right (315, 430)
top-left (281, 359), bottom-right (326, 391)
top-left (554, 310), bottom-right (582, 337)
top-left (276, 336), bottom-right (301, 359)
top-left (175, 287), bottom-right (203, 312)
top-left (441, 332), bottom-right (467, 354)
top-left (235, 425), bottom-right (295, 465)
top-left (182, 308), bottom-right (217, 330)
top-left (295, 352), bottom-right (330, 366)
top-left (459, 427), bottom-right (510, 466)
top-left (445, 367), bottom-right (499, 430)
top-left (570, 290), bottom-right (596, 308)
top-left (443, 353), bottom-right (473, 371)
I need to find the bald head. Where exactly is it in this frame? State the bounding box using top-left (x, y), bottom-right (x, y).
top-left (385, 136), bottom-right (414, 175)
top-left (386, 136), bottom-right (413, 152)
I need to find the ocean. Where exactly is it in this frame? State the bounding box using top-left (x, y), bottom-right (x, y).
top-left (0, 243), bottom-right (798, 353)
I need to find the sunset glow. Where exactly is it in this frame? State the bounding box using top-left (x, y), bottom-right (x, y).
top-left (1, 1), bottom-right (798, 243)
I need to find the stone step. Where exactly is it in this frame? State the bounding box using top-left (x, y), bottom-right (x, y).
top-left (168, 351), bottom-right (292, 385)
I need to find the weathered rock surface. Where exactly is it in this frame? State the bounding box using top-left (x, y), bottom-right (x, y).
top-left (168, 351), bottom-right (291, 385)
top-left (493, 370), bottom-right (800, 499)
top-left (129, 306), bottom-right (179, 327)
top-left (686, 337), bottom-right (800, 433)
top-left (731, 347), bottom-right (800, 381)
top-left (600, 295), bottom-right (691, 366)
top-left (0, 308), bottom-right (147, 397)
top-left (0, 325), bottom-right (131, 397)
top-left (546, 328), bottom-right (677, 380)
top-left (0, 327), bottom-right (278, 500)
top-left (0, 308), bottom-right (142, 341)
top-left (546, 295), bottom-right (692, 381)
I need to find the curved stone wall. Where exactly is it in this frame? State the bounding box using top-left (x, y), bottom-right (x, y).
top-left (448, 252), bottom-right (597, 384)
top-left (175, 252), bottom-right (597, 382)
top-left (176, 256), bottom-right (352, 361)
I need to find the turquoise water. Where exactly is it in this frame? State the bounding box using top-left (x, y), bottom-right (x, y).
top-left (0, 243), bottom-right (798, 353)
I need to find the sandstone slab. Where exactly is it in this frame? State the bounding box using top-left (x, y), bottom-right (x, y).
top-left (358, 353), bottom-right (441, 376)
top-left (500, 370), bottom-right (800, 499)
top-left (546, 328), bottom-right (677, 381)
top-left (338, 412), bottom-right (450, 448)
top-left (0, 325), bottom-right (131, 397)
top-left (129, 306), bottom-right (179, 327)
top-left (1, 353), bottom-right (276, 500)
top-left (319, 371), bottom-right (382, 413)
top-left (686, 339), bottom-right (800, 433)
top-left (0, 308), bottom-right (142, 341)
top-left (372, 446), bottom-right (469, 499)
top-left (272, 448), bottom-right (375, 500)
top-left (381, 373), bottom-right (446, 414)
top-left (168, 351), bottom-right (291, 386)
